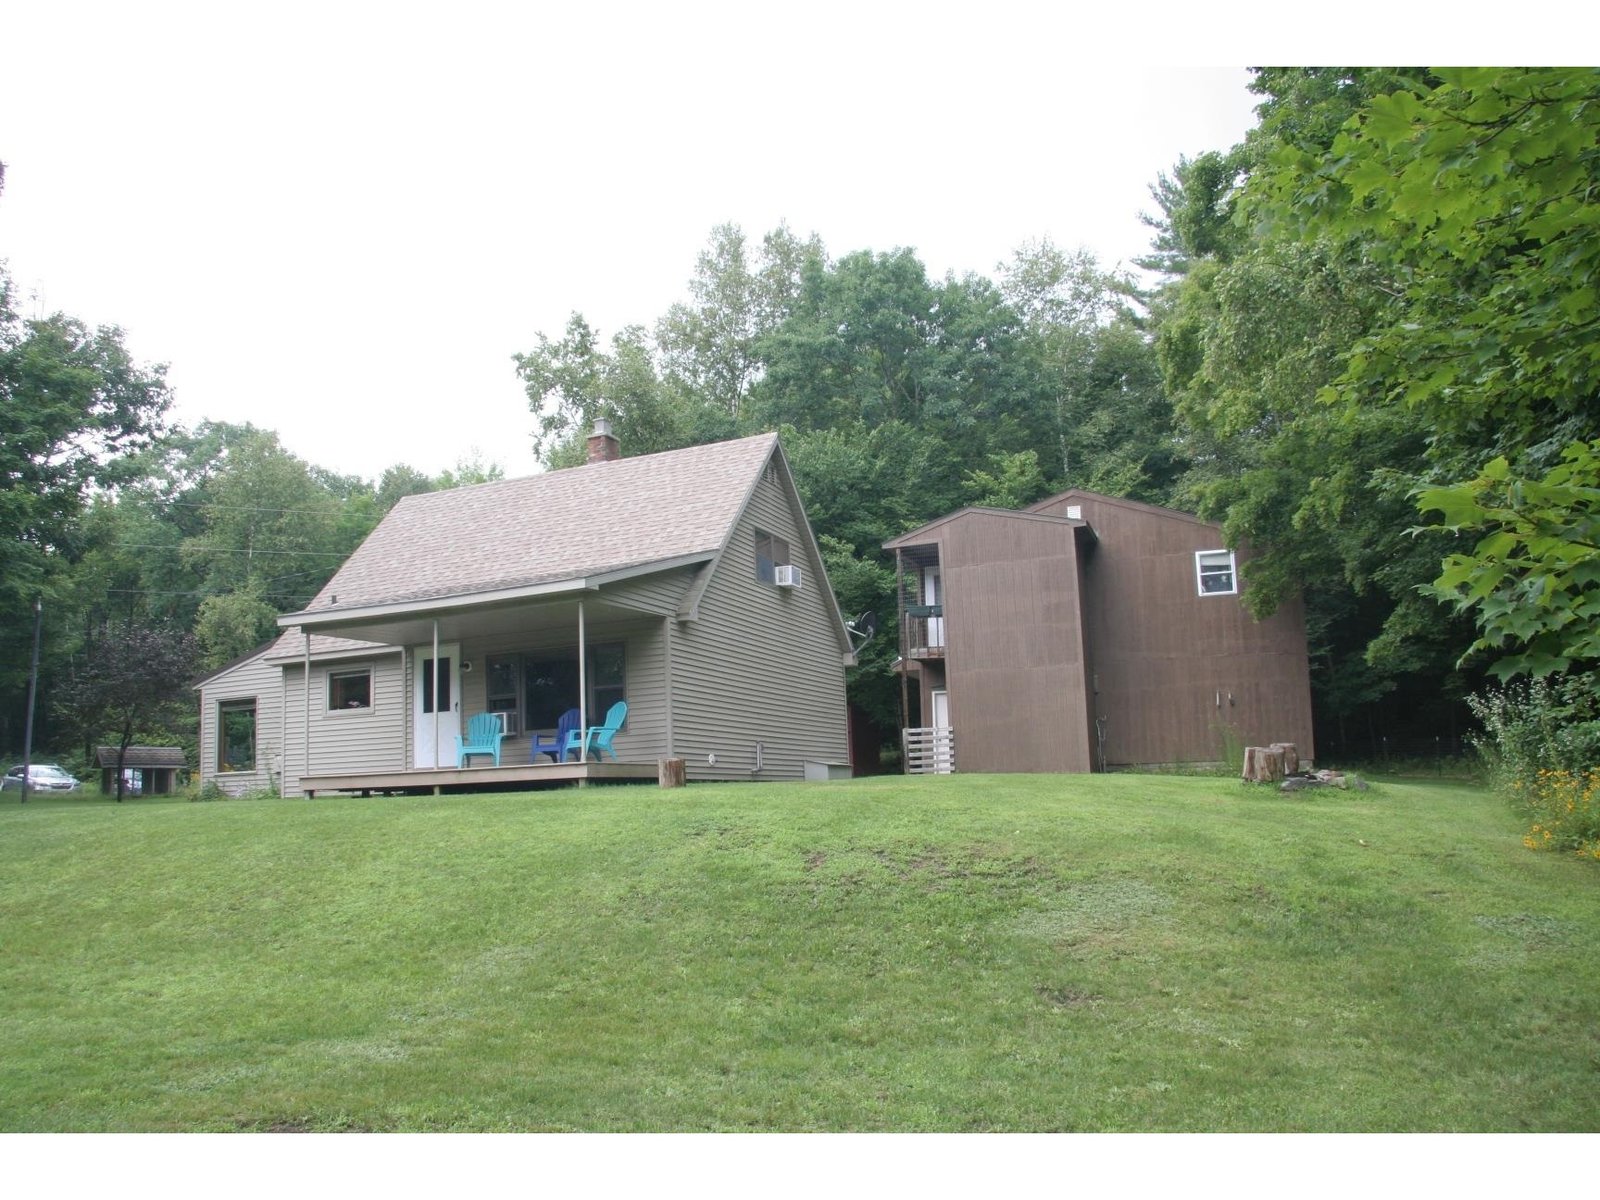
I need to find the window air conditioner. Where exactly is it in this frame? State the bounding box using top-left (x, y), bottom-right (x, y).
top-left (774, 564), bottom-right (802, 589)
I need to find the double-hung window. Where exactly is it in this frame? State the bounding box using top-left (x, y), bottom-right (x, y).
top-left (755, 531), bottom-right (791, 585)
top-left (1195, 549), bottom-right (1238, 596)
top-left (487, 656), bottom-right (521, 734)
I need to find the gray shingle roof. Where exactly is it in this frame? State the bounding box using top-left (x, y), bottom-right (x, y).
top-left (286, 433), bottom-right (779, 618)
top-left (96, 746), bottom-right (186, 768)
top-left (264, 632), bottom-right (395, 661)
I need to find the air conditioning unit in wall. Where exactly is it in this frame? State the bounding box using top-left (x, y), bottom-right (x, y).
top-left (774, 564), bottom-right (803, 589)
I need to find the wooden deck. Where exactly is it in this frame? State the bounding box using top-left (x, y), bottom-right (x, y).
top-left (299, 759), bottom-right (659, 796)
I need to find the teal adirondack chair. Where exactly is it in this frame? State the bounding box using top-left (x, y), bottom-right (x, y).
top-left (564, 701), bottom-right (627, 762)
top-left (456, 712), bottom-right (505, 767)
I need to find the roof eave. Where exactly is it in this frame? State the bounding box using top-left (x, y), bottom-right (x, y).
top-left (883, 505), bottom-right (1078, 550)
top-left (278, 550), bottom-right (720, 632)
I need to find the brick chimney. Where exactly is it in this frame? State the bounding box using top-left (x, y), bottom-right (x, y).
top-left (586, 417), bottom-right (621, 464)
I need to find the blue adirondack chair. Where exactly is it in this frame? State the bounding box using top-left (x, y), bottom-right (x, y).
top-left (531, 708), bottom-right (582, 763)
top-left (564, 701), bottom-right (628, 762)
top-left (456, 712), bottom-right (505, 767)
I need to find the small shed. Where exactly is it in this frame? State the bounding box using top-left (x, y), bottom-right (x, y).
top-left (96, 746), bottom-right (187, 796)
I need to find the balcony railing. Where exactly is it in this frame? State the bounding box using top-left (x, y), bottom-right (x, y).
top-left (903, 726), bottom-right (955, 774)
top-left (904, 605), bottom-right (945, 658)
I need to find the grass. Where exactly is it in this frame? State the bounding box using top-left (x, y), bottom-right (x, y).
top-left (1, 773), bottom-right (1597, 1132)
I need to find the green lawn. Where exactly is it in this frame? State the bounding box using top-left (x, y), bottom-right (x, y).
top-left (1, 774), bottom-right (1596, 1132)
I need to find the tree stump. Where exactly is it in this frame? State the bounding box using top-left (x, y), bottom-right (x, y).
top-left (658, 757), bottom-right (686, 788)
top-left (1242, 746), bottom-right (1286, 783)
top-left (1270, 742), bottom-right (1300, 775)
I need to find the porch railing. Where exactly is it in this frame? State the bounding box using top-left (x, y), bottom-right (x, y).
top-left (903, 726), bottom-right (955, 775)
top-left (904, 606), bottom-right (945, 658)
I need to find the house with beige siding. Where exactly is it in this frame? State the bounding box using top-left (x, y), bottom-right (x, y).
top-left (195, 426), bottom-right (854, 796)
top-left (885, 490), bottom-right (1314, 774)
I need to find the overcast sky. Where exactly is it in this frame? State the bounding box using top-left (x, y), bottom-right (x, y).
top-left (0, 4), bottom-right (1504, 483)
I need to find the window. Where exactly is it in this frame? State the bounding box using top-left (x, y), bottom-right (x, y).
top-left (420, 657), bottom-right (452, 714)
top-left (755, 530), bottom-right (791, 584)
top-left (488, 644), bottom-right (627, 733)
top-left (524, 654), bottom-right (580, 731)
top-left (1196, 549), bottom-right (1237, 596)
top-left (219, 700), bottom-right (256, 772)
top-left (487, 655), bottom-right (520, 734)
top-left (328, 668), bottom-right (371, 710)
top-left (590, 643), bottom-right (626, 716)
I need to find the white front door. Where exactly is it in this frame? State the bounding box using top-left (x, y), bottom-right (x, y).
top-left (412, 643), bottom-right (461, 768)
top-left (930, 688), bottom-right (953, 774)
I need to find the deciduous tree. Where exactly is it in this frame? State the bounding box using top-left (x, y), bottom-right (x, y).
top-left (55, 624), bottom-right (196, 801)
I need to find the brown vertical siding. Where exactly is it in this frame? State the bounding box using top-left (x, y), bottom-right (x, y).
top-left (936, 511), bottom-right (1094, 773)
top-left (888, 492), bottom-right (1316, 774)
top-left (1035, 493), bottom-right (1315, 766)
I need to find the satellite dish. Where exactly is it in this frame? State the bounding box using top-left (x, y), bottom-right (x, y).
top-left (847, 610), bottom-right (878, 646)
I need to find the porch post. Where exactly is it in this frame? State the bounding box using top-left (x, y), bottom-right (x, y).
top-left (577, 600), bottom-right (588, 762)
top-left (431, 619), bottom-right (441, 770)
top-left (302, 631), bottom-right (311, 791)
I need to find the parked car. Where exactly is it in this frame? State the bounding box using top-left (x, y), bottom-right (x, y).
top-left (2, 764), bottom-right (82, 793)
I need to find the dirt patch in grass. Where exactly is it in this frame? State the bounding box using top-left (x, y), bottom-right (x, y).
top-left (1473, 913), bottom-right (1579, 946)
top-left (1036, 984), bottom-right (1102, 1009)
top-left (1013, 877), bottom-right (1170, 944)
top-left (242, 1115), bottom-right (373, 1133)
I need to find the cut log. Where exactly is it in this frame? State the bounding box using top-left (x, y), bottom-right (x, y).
top-left (1270, 742), bottom-right (1300, 775)
top-left (658, 757), bottom-right (687, 788)
top-left (1242, 746), bottom-right (1286, 783)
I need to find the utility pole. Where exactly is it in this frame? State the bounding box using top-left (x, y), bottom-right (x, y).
top-left (21, 597), bottom-right (42, 803)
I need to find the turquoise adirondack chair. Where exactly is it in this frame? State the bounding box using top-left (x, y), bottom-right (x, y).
top-left (564, 701), bottom-right (627, 762)
top-left (531, 708), bottom-right (582, 763)
top-left (456, 712), bottom-right (505, 767)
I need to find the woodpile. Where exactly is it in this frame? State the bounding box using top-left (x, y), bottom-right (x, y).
top-left (1281, 769), bottom-right (1368, 794)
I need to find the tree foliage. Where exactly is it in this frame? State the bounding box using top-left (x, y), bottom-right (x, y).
top-left (53, 623), bottom-right (196, 800)
top-left (0, 268), bottom-right (170, 704)
top-left (507, 227), bottom-right (1176, 747)
top-left (1254, 67), bottom-right (1600, 676)
top-left (1419, 441), bottom-right (1600, 679)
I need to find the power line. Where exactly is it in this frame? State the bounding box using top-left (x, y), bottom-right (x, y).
top-left (116, 543), bottom-right (350, 556)
top-left (160, 500), bottom-right (358, 515)
top-left (105, 589), bottom-right (315, 599)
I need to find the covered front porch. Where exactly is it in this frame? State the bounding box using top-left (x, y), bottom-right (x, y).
top-left (278, 575), bottom-right (683, 795)
top-left (299, 757), bottom-right (660, 797)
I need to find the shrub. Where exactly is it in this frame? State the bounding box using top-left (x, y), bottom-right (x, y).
top-left (192, 780), bottom-right (228, 803)
top-left (1469, 671), bottom-right (1600, 857)
top-left (1520, 769), bottom-right (1600, 859)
